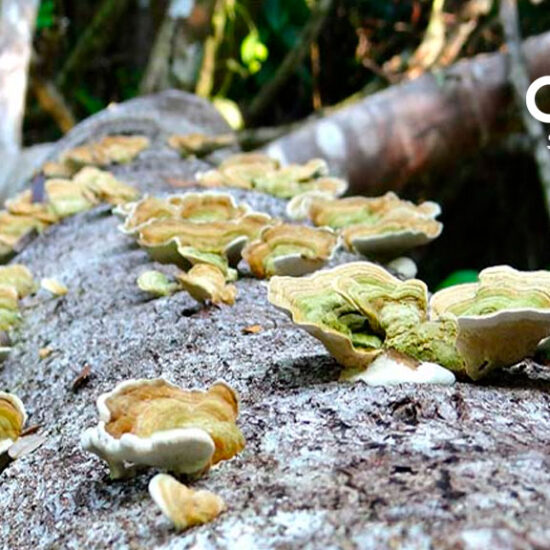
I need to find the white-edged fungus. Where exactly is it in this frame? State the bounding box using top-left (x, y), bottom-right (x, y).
top-left (242, 223), bottom-right (339, 278)
top-left (0, 392), bottom-right (27, 455)
top-left (81, 379), bottom-right (245, 479)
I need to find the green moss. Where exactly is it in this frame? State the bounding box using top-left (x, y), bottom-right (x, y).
top-left (296, 292), bottom-right (384, 352)
top-left (386, 316), bottom-right (465, 373)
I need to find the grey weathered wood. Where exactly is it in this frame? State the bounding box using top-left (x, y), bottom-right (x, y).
top-left (0, 91), bottom-right (549, 549)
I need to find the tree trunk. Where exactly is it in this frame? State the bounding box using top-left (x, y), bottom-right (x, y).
top-left (264, 31), bottom-right (550, 195)
top-left (0, 0), bottom-right (39, 152)
top-left (0, 91), bottom-right (549, 549)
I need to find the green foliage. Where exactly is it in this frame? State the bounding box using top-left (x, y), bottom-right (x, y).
top-left (73, 87), bottom-right (105, 115)
top-left (435, 270), bottom-right (479, 291)
top-left (36, 0), bottom-right (55, 30)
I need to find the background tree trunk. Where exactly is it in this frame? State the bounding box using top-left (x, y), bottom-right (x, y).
top-left (263, 31), bottom-right (550, 196)
top-left (0, 0), bottom-right (38, 152)
top-left (0, 91), bottom-right (549, 548)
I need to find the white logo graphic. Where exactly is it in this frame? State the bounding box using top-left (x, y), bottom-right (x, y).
top-left (526, 76), bottom-right (550, 149)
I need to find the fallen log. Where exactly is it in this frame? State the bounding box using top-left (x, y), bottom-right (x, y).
top-left (0, 92), bottom-right (549, 549)
top-left (264, 31), bottom-right (550, 195)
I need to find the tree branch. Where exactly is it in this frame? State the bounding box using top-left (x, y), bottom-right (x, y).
top-left (499, 0), bottom-right (550, 214)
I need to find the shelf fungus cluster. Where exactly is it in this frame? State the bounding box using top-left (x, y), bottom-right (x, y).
top-left (242, 223), bottom-right (339, 278)
top-left (149, 474), bottom-right (226, 531)
top-left (0, 392), bottom-right (27, 455)
top-left (168, 133), bottom-right (236, 157)
top-left (268, 261), bottom-right (458, 385)
top-left (43, 135), bottom-right (150, 178)
top-left (430, 266), bottom-right (550, 379)
top-left (119, 192), bottom-right (276, 303)
top-left (1, 167), bottom-right (138, 261)
top-left (287, 191), bottom-right (442, 259)
top-left (137, 265), bottom-right (237, 306)
top-left (196, 153), bottom-right (347, 199)
top-left (0, 265), bottom-right (36, 338)
top-left (269, 262), bottom-right (550, 382)
top-left (81, 378), bottom-right (245, 480)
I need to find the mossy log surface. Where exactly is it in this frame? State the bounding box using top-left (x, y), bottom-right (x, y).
top-left (0, 92), bottom-right (549, 549)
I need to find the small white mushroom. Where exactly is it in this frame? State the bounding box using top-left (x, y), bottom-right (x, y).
top-left (346, 352), bottom-right (456, 386)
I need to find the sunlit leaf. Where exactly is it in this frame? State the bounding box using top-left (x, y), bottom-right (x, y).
top-left (240, 31), bottom-right (269, 74)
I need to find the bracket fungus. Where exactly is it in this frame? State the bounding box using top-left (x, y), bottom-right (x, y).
top-left (0, 264), bottom-right (36, 298)
top-left (118, 193), bottom-right (251, 235)
top-left (55, 135), bottom-right (150, 174)
top-left (149, 473), bottom-right (226, 531)
top-left (176, 264), bottom-right (237, 305)
top-left (242, 224), bottom-right (339, 278)
top-left (72, 167), bottom-right (139, 205)
top-left (197, 153), bottom-right (347, 198)
top-left (137, 271), bottom-right (181, 297)
top-left (288, 192), bottom-right (442, 258)
top-left (136, 213), bottom-right (272, 273)
top-left (168, 133), bottom-right (236, 157)
top-left (81, 379), bottom-right (245, 479)
top-left (268, 262), bottom-right (461, 384)
top-left (431, 265), bottom-right (550, 380)
top-left (0, 392), bottom-right (27, 454)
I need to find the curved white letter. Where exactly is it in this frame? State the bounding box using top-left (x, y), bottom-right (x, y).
top-left (526, 76), bottom-right (550, 124)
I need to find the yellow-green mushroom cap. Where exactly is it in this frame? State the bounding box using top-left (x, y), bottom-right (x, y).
top-left (81, 378), bottom-right (245, 479)
top-left (176, 264), bottom-right (237, 305)
top-left (149, 473), bottom-right (226, 531)
top-left (431, 265), bottom-right (550, 379)
top-left (0, 392), bottom-right (27, 454)
top-left (242, 223), bottom-right (339, 278)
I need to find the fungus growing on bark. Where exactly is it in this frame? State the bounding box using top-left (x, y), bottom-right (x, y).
top-left (176, 264), bottom-right (237, 305)
top-left (137, 271), bottom-right (180, 297)
top-left (73, 167), bottom-right (139, 205)
top-left (268, 262), bottom-right (463, 382)
top-left (341, 213), bottom-right (442, 258)
top-left (59, 135), bottom-right (150, 172)
top-left (149, 473), bottom-right (226, 531)
top-left (290, 192), bottom-right (442, 258)
top-left (118, 193), bottom-right (251, 235)
top-left (0, 264), bottom-right (36, 297)
top-left (431, 265), bottom-right (550, 380)
top-left (0, 286), bottom-right (22, 331)
top-left (81, 379), bottom-right (245, 479)
top-left (136, 213), bottom-right (272, 272)
top-left (5, 191), bottom-right (60, 224)
top-left (168, 133), bottom-right (235, 157)
top-left (0, 212), bottom-right (46, 260)
top-left (43, 179), bottom-right (98, 219)
top-left (242, 224), bottom-right (338, 278)
top-left (0, 392), bottom-right (26, 454)
top-left (40, 278), bottom-right (68, 296)
top-left (198, 153), bottom-right (278, 189)
top-left (197, 154), bottom-right (347, 198)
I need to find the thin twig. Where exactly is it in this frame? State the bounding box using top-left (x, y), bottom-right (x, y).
top-left (195, 0), bottom-right (226, 98)
top-left (30, 77), bottom-right (76, 133)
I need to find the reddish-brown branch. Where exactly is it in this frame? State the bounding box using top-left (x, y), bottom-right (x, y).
top-left (263, 31), bottom-right (550, 195)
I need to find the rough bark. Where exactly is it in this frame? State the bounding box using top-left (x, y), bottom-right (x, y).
top-left (264, 31), bottom-right (550, 195)
top-left (0, 91), bottom-right (549, 549)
